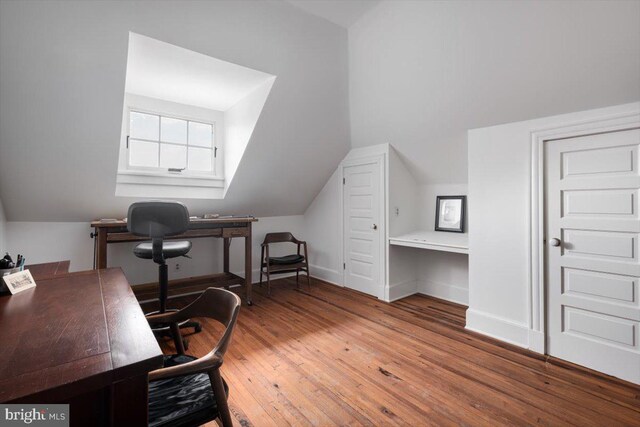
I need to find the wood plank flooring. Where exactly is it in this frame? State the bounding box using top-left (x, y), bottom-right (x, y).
top-left (152, 277), bottom-right (640, 426)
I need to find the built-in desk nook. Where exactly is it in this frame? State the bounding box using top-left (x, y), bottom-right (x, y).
top-left (389, 231), bottom-right (469, 254)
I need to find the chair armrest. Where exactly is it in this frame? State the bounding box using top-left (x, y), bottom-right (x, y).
top-left (147, 310), bottom-right (189, 325)
top-left (149, 352), bottom-right (223, 381)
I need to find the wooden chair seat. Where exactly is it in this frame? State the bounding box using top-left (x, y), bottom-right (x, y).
top-left (148, 354), bottom-right (229, 427)
top-left (267, 254), bottom-right (305, 265)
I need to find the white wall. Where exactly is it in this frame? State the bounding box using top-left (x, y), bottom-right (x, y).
top-left (5, 222), bottom-right (94, 272)
top-left (349, 0), bottom-right (640, 186)
top-left (467, 102), bottom-right (640, 349)
top-left (303, 168), bottom-right (343, 285)
top-left (224, 78), bottom-right (276, 193)
top-left (5, 216), bottom-right (304, 285)
top-left (0, 197), bottom-right (6, 254)
top-left (387, 148), bottom-right (419, 300)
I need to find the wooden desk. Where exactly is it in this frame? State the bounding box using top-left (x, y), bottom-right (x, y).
top-left (0, 268), bottom-right (163, 426)
top-left (91, 217), bottom-right (258, 305)
top-left (26, 260), bottom-right (71, 280)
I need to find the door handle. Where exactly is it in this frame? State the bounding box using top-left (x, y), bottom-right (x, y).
top-left (550, 238), bottom-right (561, 247)
top-left (372, 224), bottom-right (378, 230)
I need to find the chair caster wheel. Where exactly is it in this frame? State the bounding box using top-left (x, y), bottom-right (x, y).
top-left (195, 324), bottom-right (202, 333)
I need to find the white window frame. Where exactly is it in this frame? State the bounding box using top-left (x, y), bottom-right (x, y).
top-left (116, 94), bottom-right (225, 199)
top-left (126, 108), bottom-right (217, 177)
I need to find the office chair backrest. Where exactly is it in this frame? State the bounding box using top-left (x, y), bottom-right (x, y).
top-left (127, 201), bottom-right (190, 238)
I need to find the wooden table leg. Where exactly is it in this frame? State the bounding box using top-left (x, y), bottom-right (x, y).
top-left (223, 237), bottom-right (231, 290)
top-left (111, 374), bottom-right (149, 426)
top-left (97, 228), bottom-right (108, 270)
top-left (223, 238), bottom-right (230, 273)
top-left (245, 223), bottom-right (252, 305)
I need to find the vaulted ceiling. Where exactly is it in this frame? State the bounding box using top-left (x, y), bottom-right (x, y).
top-left (1, 0), bottom-right (638, 221)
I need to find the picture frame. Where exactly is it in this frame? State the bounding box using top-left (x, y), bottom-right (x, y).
top-left (2, 269), bottom-right (37, 294)
top-left (435, 195), bottom-right (466, 233)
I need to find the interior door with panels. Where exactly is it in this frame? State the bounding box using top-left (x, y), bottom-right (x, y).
top-left (545, 128), bottom-right (640, 384)
top-left (343, 160), bottom-right (381, 297)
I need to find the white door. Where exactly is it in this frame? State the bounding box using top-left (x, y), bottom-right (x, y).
top-left (546, 128), bottom-right (640, 384)
top-left (343, 160), bottom-right (381, 297)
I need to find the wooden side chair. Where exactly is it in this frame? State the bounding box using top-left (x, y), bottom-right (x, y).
top-left (146, 288), bottom-right (241, 427)
top-left (260, 232), bottom-right (310, 295)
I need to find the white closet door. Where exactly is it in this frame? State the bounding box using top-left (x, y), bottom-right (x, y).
top-left (343, 160), bottom-right (381, 297)
top-left (546, 128), bottom-right (640, 384)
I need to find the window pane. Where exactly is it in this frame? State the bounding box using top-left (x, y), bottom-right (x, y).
top-left (189, 122), bottom-right (213, 147)
top-left (160, 144), bottom-right (187, 169)
top-left (129, 139), bottom-right (159, 167)
top-left (161, 117), bottom-right (187, 144)
top-left (130, 112), bottom-right (159, 141)
top-left (188, 147), bottom-right (213, 172)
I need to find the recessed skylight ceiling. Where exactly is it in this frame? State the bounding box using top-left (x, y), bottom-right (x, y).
top-left (125, 32), bottom-right (275, 111)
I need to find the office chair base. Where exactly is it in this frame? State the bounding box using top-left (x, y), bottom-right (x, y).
top-left (146, 309), bottom-right (202, 329)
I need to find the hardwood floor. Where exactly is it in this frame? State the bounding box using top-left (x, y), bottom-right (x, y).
top-left (153, 277), bottom-right (640, 426)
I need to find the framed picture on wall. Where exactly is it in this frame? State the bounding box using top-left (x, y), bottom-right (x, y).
top-left (435, 195), bottom-right (466, 233)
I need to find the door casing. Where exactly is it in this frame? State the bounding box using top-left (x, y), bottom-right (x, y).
top-left (530, 111), bottom-right (640, 355)
top-left (341, 154), bottom-right (386, 300)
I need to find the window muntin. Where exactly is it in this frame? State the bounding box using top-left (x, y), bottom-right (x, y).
top-left (128, 111), bottom-right (215, 174)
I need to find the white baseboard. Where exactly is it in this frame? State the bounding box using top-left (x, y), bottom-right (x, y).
top-left (387, 279), bottom-right (417, 302)
top-left (232, 265), bottom-right (340, 286)
top-left (417, 279), bottom-right (469, 305)
top-left (309, 264), bottom-right (342, 286)
top-left (528, 330), bottom-right (545, 354)
top-left (465, 308), bottom-right (529, 348)
top-left (232, 268), bottom-right (297, 284)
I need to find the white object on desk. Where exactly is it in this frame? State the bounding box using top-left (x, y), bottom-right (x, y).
top-left (389, 231), bottom-right (469, 254)
top-left (3, 269), bottom-right (37, 294)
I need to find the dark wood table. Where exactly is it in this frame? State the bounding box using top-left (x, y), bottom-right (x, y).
top-left (0, 268), bottom-right (163, 426)
top-left (91, 217), bottom-right (257, 305)
top-left (26, 260), bottom-right (70, 280)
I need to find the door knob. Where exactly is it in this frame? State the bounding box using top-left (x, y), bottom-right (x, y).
top-left (372, 224), bottom-right (378, 230)
top-left (550, 238), bottom-right (561, 247)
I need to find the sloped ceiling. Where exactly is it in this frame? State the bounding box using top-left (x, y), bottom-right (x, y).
top-left (125, 32), bottom-right (276, 112)
top-left (349, 0), bottom-right (640, 184)
top-left (0, 0), bottom-right (350, 221)
top-left (284, 0), bottom-right (380, 28)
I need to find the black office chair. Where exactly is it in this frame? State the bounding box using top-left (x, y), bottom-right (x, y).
top-left (127, 201), bottom-right (201, 341)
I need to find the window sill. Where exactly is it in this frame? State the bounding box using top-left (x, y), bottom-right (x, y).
top-left (116, 170), bottom-right (225, 199)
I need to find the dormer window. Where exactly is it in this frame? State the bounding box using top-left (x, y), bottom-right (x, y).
top-left (115, 32), bottom-right (276, 200)
top-left (128, 110), bottom-right (216, 175)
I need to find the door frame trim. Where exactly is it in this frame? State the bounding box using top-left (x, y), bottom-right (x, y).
top-left (529, 110), bottom-right (640, 354)
top-left (341, 154), bottom-right (387, 300)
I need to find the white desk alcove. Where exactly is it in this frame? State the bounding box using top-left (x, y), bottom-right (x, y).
top-left (389, 231), bottom-right (469, 255)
